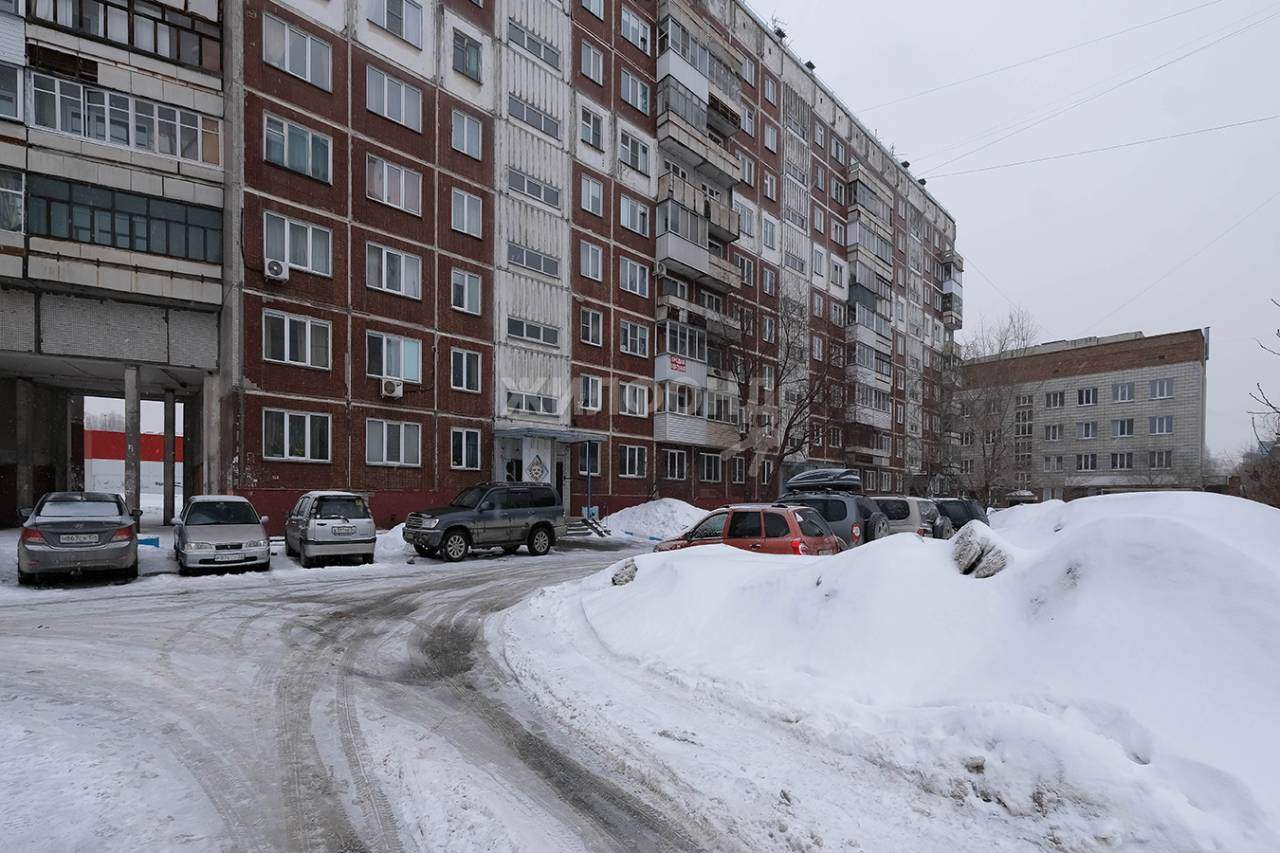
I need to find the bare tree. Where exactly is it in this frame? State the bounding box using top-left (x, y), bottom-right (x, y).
top-left (957, 307), bottom-right (1040, 506)
top-left (1237, 299), bottom-right (1280, 506)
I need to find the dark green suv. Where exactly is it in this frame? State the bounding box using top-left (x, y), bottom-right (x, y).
top-left (403, 482), bottom-right (567, 562)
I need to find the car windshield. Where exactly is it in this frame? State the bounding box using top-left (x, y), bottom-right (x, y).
top-left (451, 487), bottom-right (487, 509)
top-left (314, 496), bottom-right (371, 519)
top-left (185, 501), bottom-right (260, 526)
top-left (37, 498), bottom-right (121, 518)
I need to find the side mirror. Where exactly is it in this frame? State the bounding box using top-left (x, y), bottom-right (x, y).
top-left (130, 508), bottom-right (143, 519)
top-left (258, 515), bottom-right (269, 525)
top-left (18, 507), bottom-right (33, 523)
top-left (171, 517), bottom-right (183, 527)
top-left (480, 500), bottom-right (495, 511)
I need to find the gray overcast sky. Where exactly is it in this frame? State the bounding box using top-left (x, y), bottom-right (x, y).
top-left (774, 0), bottom-right (1279, 454)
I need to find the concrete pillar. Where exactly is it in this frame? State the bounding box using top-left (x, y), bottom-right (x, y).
top-left (202, 373), bottom-right (220, 494)
top-left (184, 391), bottom-right (201, 502)
top-left (163, 390), bottom-right (176, 523)
top-left (124, 366), bottom-right (140, 513)
top-left (67, 394), bottom-right (85, 490)
top-left (14, 378), bottom-right (33, 510)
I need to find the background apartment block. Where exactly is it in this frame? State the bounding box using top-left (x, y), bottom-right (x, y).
top-left (0, 0), bottom-right (963, 529)
top-left (959, 329), bottom-right (1209, 502)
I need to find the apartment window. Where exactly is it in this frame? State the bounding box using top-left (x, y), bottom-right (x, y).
top-left (580, 39), bottom-right (604, 83)
top-left (960, 459), bottom-right (974, 475)
top-left (264, 211), bottom-right (328, 274)
top-left (620, 256), bottom-right (649, 296)
top-left (1150, 378), bottom-right (1173, 399)
top-left (760, 460), bottom-right (774, 485)
top-left (0, 63), bottom-right (17, 120)
top-left (762, 315), bottom-right (775, 343)
top-left (451, 109), bottom-right (483, 159)
top-left (508, 19), bottom-right (560, 68)
top-left (620, 320), bottom-right (649, 357)
top-left (580, 307), bottom-right (603, 345)
top-left (451, 348), bottom-right (481, 392)
top-left (508, 317), bottom-right (560, 347)
top-left (580, 175), bottom-right (604, 215)
top-left (1149, 450), bottom-right (1173, 470)
top-left (663, 449), bottom-right (687, 480)
top-left (619, 382), bottom-right (648, 416)
top-left (832, 138), bottom-right (846, 163)
top-left (508, 168), bottom-right (561, 208)
top-left (736, 255), bottom-right (754, 285)
top-left (264, 115), bottom-right (330, 182)
top-left (262, 14), bottom-right (331, 88)
top-left (813, 248), bottom-right (826, 277)
top-left (1045, 391), bottom-right (1065, 409)
top-left (509, 93), bottom-right (560, 139)
top-left (37, 0), bottom-right (224, 70)
top-left (1111, 452), bottom-right (1134, 470)
top-left (1043, 456), bottom-right (1064, 472)
top-left (508, 243), bottom-right (560, 277)
top-left (580, 241), bottom-right (603, 280)
top-left (1076, 453), bottom-right (1097, 472)
top-left (263, 310), bottom-right (330, 369)
top-left (739, 153), bottom-right (755, 186)
top-left (263, 410), bottom-right (330, 462)
top-left (453, 30), bottom-right (482, 81)
top-left (366, 243), bottom-right (421, 298)
top-left (1112, 382), bottom-right (1135, 402)
top-left (582, 0), bottom-right (604, 19)
top-left (619, 7), bottom-right (650, 52)
top-left (619, 70), bottom-right (651, 115)
top-left (31, 75), bottom-right (221, 166)
top-left (730, 456), bottom-right (746, 484)
top-left (762, 216), bottom-right (777, 249)
top-left (814, 166), bottom-right (826, 191)
top-left (1078, 387), bottom-right (1097, 406)
top-left (451, 428), bottom-right (481, 470)
top-left (763, 173), bottom-right (777, 201)
top-left (369, 0), bottom-right (424, 48)
top-left (580, 374), bottom-right (602, 411)
top-left (1150, 415), bottom-right (1174, 435)
top-left (367, 65), bottom-right (422, 131)
top-left (507, 390), bottom-right (558, 416)
top-left (0, 169), bottom-right (21, 233)
top-left (619, 195), bottom-right (649, 235)
top-left (1078, 421), bottom-right (1097, 440)
top-left (367, 419), bottom-right (421, 467)
top-left (451, 188), bottom-right (483, 237)
top-left (764, 77), bottom-right (777, 104)
top-left (450, 268), bottom-right (482, 315)
top-left (620, 445), bottom-right (646, 478)
top-left (367, 155), bottom-right (422, 214)
top-left (764, 124), bottom-right (778, 152)
top-left (762, 267), bottom-right (776, 294)
top-left (699, 453), bottom-right (722, 483)
top-left (740, 106), bottom-right (755, 136)
top-left (579, 440), bottom-right (601, 476)
top-left (367, 331), bottom-right (422, 382)
top-left (811, 336), bottom-right (824, 361)
top-left (813, 207), bottom-right (824, 232)
top-left (1112, 418), bottom-right (1135, 438)
top-left (814, 123), bottom-right (825, 147)
top-left (580, 106), bottom-right (604, 149)
top-left (619, 131), bottom-right (650, 174)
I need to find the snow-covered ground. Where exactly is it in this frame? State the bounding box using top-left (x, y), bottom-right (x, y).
top-left (602, 497), bottom-right (705, 541)
top-left (490, 492), bottom-right (1280, 851)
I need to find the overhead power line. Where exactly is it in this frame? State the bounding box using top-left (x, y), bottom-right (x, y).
top-left (922, 6), bottom-right (1280, 172)
top-left (857, 0), bottom-right (1227, 113)
top-left (925, 113), bottom-right (1280, 178)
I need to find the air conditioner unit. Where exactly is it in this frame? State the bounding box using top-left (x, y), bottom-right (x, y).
top-left (655, 262), bottom-right (667, 278)
top-left (380, 378), bottom-right (404, 399)
top-left (265, 258), bottom-right (289, 281)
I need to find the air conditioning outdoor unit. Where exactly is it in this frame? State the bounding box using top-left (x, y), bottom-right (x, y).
top-left (380, 378), bottom-right (404, 399)
top-left (655, 262), bottom-right (667, 278)
top-left (265, 258), bottom-right (289, 281)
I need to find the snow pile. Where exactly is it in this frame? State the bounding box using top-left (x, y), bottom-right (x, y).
top-left (374, 523), bottom-right (415, 562)
top-left (601, 498), bottom-right (705, 541)
top-left (493, 493), bottom-right (1280, 851)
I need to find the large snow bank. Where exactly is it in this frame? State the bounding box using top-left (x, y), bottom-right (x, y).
top-left (493, 492), bottom-right (1280, 850)
top-left (374, 523), bottom-right (415, 562)
top-left (602, 498), bottom-right (705, 541)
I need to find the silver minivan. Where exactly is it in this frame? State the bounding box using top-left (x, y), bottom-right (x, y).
top-left (871, 496), bottom-right (954, 539)
top-left (283, 491), bottom-right (376, 567)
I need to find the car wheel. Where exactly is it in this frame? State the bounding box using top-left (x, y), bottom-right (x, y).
top-left (361, 553), bottom-right (374, 565)
top-left (255, 559), bottom-right (271, 572)
top-left (414, 544), bottom-right (438, 558)
top-left (527, 526), bottom-right (552, 557)
top-left (441, 530), bottom-right (470, 562)
top-left (17, 571), bottom-right (36, 587)
top-left (501, 544), bottom-right (520, 556)
top-left (120, 563), bottom-right (139, 582)
top-left (285, 538), bottom-right (297, 558)
top-left (868, 515), bottom-right (889, 542)
top-left (177, 557), bottom-right (191, 577)
top-left (299, 546), bottom-right (314, 569)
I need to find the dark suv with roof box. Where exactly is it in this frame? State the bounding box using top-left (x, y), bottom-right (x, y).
top-left (778, 468), bottom-right (890, 549)
top-left (403, 482), bottom-right (567, 562)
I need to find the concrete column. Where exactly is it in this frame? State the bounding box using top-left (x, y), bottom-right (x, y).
top-left (202, 373), bottom-right (220, 494)
top-left (163, 390), bottom-right (176, 523)
top-left (67, 394), bottom-right (85, 490)
top-left (184, 391), bottom-right (201, 501)
top-left (124, 366), bottom-right (141, 514)
top-left (14, 378), bottom-right (33, 510)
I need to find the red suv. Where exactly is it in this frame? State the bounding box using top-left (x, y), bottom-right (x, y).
top-left (654, 504), bottom-right (843, 556)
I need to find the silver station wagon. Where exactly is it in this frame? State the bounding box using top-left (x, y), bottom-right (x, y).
top-left (173, 495), bottom-right (271, 575)
top-left (283, 491), bottom-right (376, 568)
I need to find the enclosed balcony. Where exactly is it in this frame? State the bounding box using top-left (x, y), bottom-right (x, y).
top-left (658, 172), bottom-right (739, 243)
top-left (657, 289), bottom-right (743, 344)
top-left (942, 277), bottom-right (963, 330)
top-left (656, 201), bottom-right (743, 292)
top-left (657, 78), bottom-right (741, 186)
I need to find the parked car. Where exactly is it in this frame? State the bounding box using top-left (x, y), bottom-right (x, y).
top-left (653, 503), bottom-right (843, 556)
top-left (283, 491), bottom-right (376, 568)
top-left (934, 497), bottom-right (990, 532)
top-left (17, 491), bottom-right (141, 585)
top-left (871, 496), bottom-right (953, 539)
top-left (173, 495), bottom-right (271, 575)
top-left (403, 482), bottom-right (568, 562)
top-left (779, 468), bottom-right (889, 549)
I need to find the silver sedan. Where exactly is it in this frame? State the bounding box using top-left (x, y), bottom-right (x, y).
top-left (18, 492), bottom-right (140, 585)
top-left (174, 496), bottom-right (271, 575)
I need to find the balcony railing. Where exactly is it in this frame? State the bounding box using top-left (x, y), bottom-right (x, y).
top-left (658, 172), bottom-right (739, 242)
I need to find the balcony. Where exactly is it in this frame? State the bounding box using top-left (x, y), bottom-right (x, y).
top-left (706, 91), bottom-right (740, 138)
top-left (847, 363), bottom-right (892, 393)
top-left (851, 321), bottom-right (893, 355)
top-left (849, 407), bottom-right (892, 431)
top-left (657, 108), bottom-right (741, 186)
top-left (942, 277), bottom-right (963, 330)
top-left (654, 412), bottom-right (741, 448)
top-left (658, 172), bottom-right (739, 242)
top-left (658, 293), bottom-right (742, 343)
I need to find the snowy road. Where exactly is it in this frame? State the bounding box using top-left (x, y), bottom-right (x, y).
top-left (0, 539), bottom-right (700, 853)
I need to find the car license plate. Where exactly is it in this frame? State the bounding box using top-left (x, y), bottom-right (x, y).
top-left (214, 553), bottom-right (242, 562)
top-left (59, 534), bottom-right (98, 545)
top-left (332, 526), bottom-right (356, 536)
top-left (818, 548), bottom-right (835, 556)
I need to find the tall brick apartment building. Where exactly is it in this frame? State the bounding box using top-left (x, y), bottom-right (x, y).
top-left (959, 329), bottom-right (1209, 503)
top-left (0, 0), bottom-right (964, 529)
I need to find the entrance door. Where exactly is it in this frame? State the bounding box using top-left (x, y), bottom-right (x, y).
top-left (505, 457), bottom-right (523, 481)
